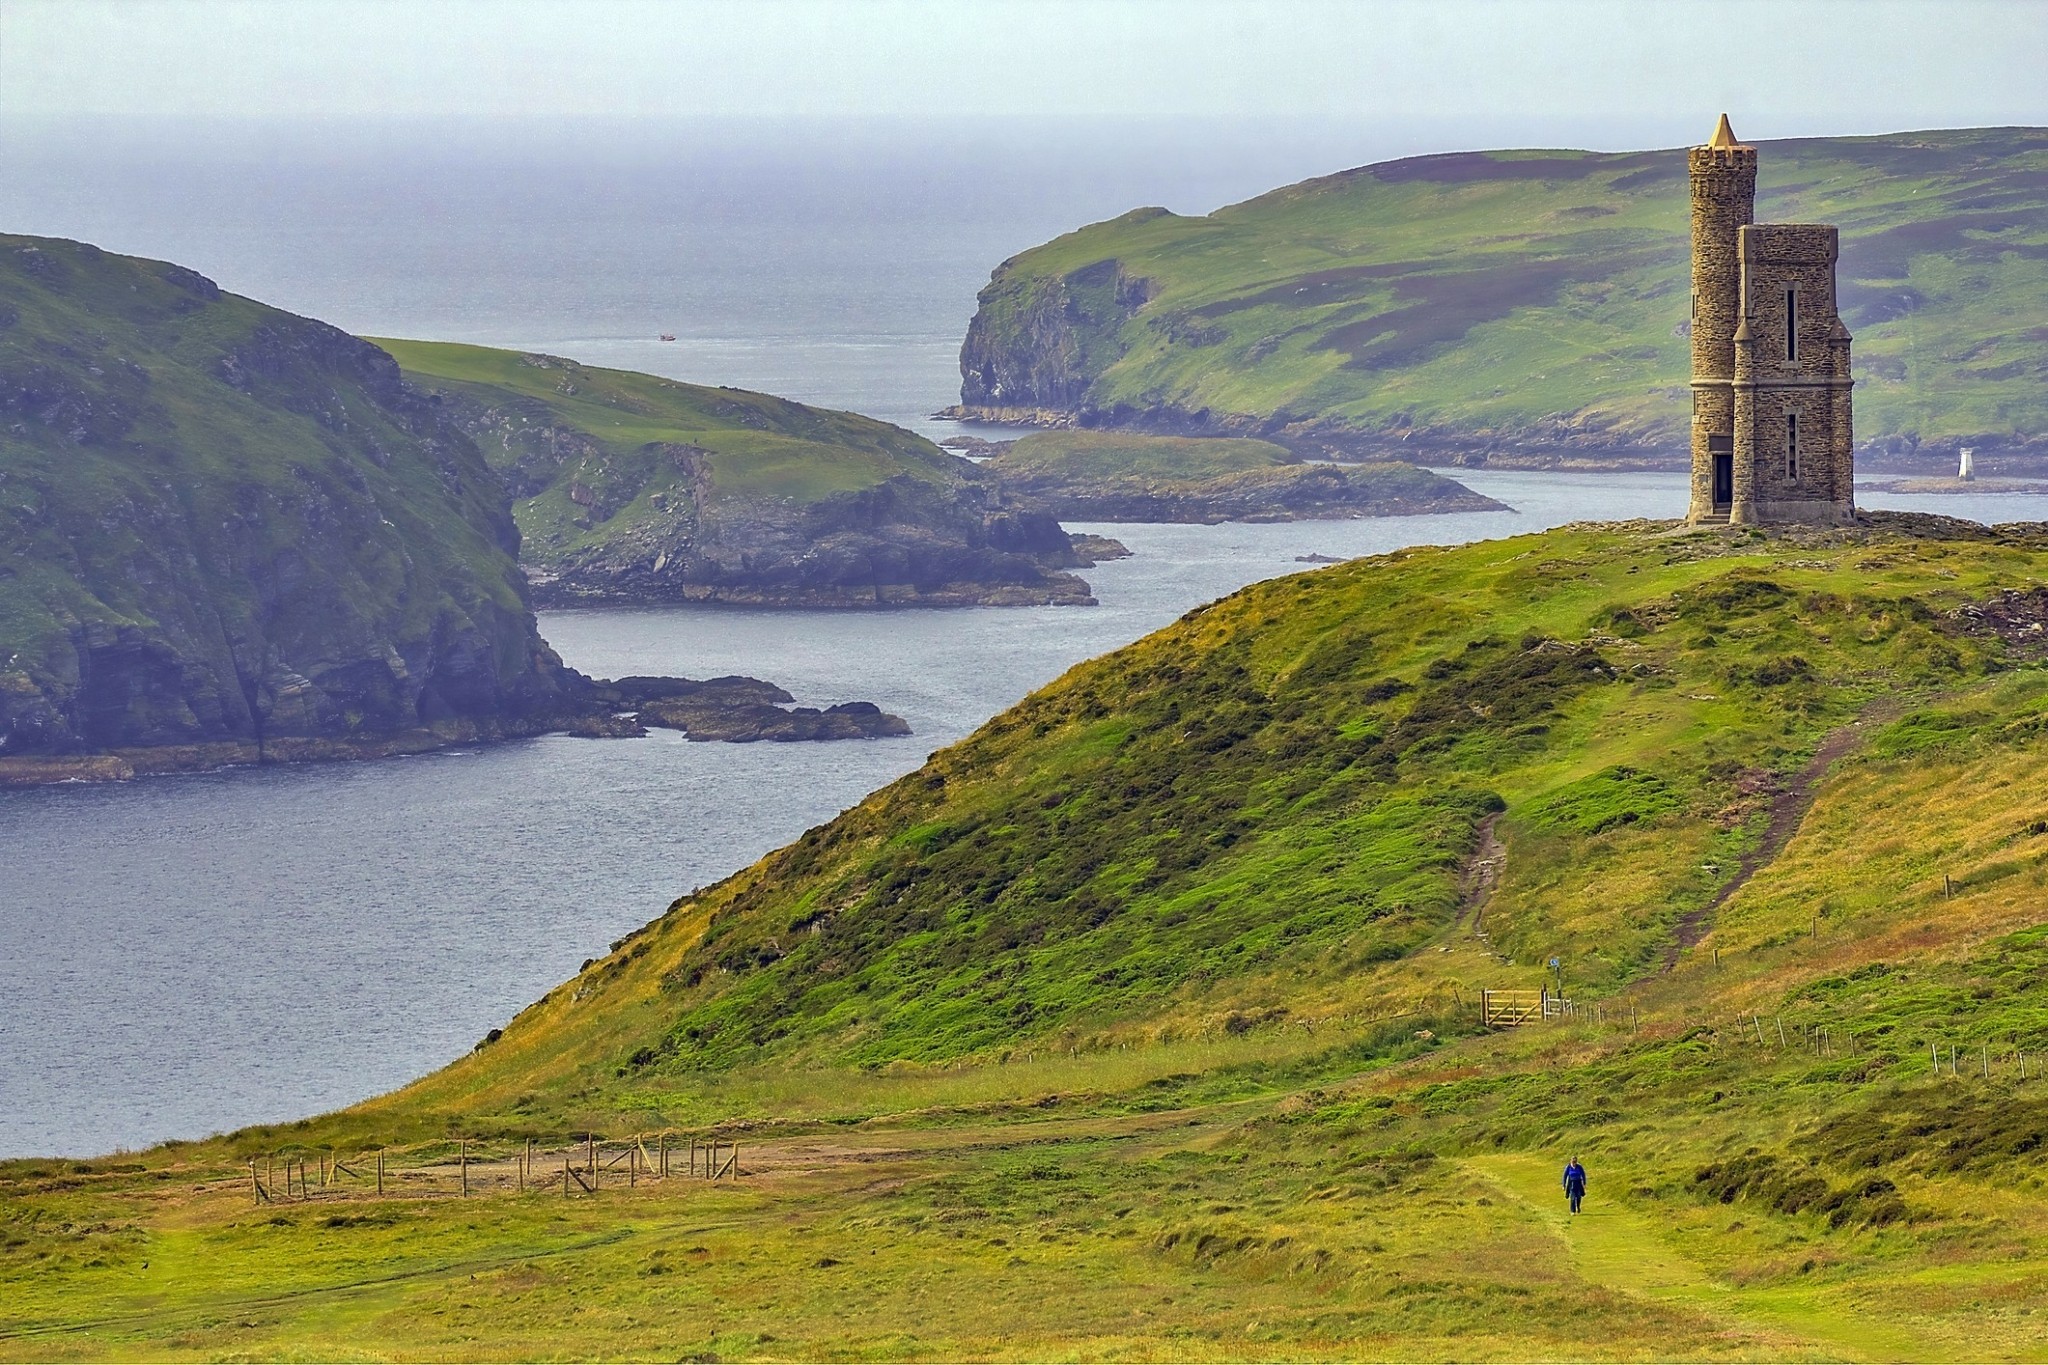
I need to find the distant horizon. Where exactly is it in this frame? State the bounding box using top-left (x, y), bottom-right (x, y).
top-left (4, 109), bottom-right (2039, 189)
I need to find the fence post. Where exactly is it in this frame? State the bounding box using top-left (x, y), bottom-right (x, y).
top-left (460, 1140), bottom-right (469, 1197)
top-left (250, 1158), bottom-right (262, 1205)
top-left (563, 1157), bottom-right (570, 1198)
top-left (377, 1147), bottom-right (385, 1197)
top-left (1776, 1016), bottom-right (1788, 1048)
top-left (586, 1133), bottom-right (595, 1187)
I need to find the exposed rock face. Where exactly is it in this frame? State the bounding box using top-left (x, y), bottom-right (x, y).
top-left (0, 235), bottom-right (591, 782)
top-left (958, 238), bottom-right (1161, 411)
top-left (530, 471), bottom-right (1096, 609)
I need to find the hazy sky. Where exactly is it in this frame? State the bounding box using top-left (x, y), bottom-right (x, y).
top-left (4, 0), bottom-right (2042, 146)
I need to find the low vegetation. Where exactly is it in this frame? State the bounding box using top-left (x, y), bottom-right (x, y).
top-left (982, 431), bottom-right (1497, 521)
top-left (11, 515), bottom-right (2048, 1357)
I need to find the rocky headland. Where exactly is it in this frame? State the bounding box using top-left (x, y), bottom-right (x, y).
top-left (0, 236), bottom-right (906, 786)
top-left (384, 341), bottom-right (1102, 608)
top-left (945, 128), bottom-right (2048, 471)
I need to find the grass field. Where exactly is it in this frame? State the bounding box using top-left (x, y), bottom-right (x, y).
top-left (11, 515), bottom-right (2048, 1357)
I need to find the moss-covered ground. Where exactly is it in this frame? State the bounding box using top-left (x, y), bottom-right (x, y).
top-left (11, 516), bottom-right (2048, 1357)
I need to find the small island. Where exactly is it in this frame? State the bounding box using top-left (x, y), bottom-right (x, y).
top-left (971, 430), bottom-right (1502, 522)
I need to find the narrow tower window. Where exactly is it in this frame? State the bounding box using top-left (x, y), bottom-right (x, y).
top-left (1786, 288), bottom-right (1798, 361)
top-left (1786, 412), bottom-right (1799, 480)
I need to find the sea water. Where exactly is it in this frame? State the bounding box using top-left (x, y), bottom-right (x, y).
top-left (2, 119), bottom-right (2042, 1156)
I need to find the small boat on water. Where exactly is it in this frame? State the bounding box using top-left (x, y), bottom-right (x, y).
top-left (659, 333), bottom-right (676, 341)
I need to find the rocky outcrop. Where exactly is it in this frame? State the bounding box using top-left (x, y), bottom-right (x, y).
top-left (527, 472), bottom-right (1097, 609)
top-left (957, 235), bottom-right (1162, 412)
top-left (568, 676), bottom-right (911, 743)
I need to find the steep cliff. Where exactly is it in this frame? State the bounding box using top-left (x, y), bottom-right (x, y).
top-left (950, 128), bottom-right (2048, 471)
top-left (0, 236), bottom-right (589, 780)
top-left (384, 341), bottom-right (1099, 608)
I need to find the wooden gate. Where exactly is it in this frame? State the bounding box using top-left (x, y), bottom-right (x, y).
top-left (1482, 989), bottom-right (1542, 1028)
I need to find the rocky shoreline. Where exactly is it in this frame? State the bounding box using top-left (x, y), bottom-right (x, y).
top-left (0, 673), bottom-right (912, 788)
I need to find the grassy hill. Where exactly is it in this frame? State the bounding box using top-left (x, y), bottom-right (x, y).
top-left (11, 517), bottom-right (2048, 1357)
top-left (952, 126), bottom-right (2048, 471)
top-left (0, 237), bottom-right (585, 781)
top-left (384, 340), bottom-right (1099, 608)
top-left (982, 430), bottom-right (1502, 521)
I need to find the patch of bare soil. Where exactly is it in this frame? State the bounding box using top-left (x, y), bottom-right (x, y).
top-left (1666, 711), bottom-right (1892, 965)
top-left (1460, 812), bottom-right (1506, 931)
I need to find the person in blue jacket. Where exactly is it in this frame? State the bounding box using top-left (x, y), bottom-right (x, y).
top-left (1563, 1157), bottom-right (1588, 1214)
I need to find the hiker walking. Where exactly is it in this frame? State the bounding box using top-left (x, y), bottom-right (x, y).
top-left (1562, 1157), bottom-right (1587, 1214)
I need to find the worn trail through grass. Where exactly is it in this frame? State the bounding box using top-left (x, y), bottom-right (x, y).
top-left (1466, 1155), bottom-right (1937, 1362)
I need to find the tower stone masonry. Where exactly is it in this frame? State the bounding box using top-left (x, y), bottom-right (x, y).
top-left (1687, 115), bottom-right (1855, 525)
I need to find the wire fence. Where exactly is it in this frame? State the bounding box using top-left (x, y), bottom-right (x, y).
top-left (244, 1132), bottom-right (742, 1206)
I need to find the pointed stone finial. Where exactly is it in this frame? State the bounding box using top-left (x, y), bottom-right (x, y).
top-left (1708, 113), bottom-right (1740, 149)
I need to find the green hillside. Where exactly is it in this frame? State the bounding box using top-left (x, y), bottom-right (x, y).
top-left (953, 126), bottom-right (2048, 470)
top-left (0, 237), bottom-right (583, 780)
top-left (14, 517), bottom-right (2048, 1357)
top-left (983, 430), bottom-right (1502, 521)
top-left (385, 340), bottom-right (1098, 608)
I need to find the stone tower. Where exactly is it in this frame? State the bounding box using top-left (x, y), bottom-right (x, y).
top-left (1686, 115), bottom-right (1855, 525)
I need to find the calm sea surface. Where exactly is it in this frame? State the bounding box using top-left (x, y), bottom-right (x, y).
top-left (3, 121), bottom-right (2044, 1156)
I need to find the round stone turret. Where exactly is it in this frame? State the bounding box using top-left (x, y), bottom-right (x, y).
top-left (1687, 114), bottom-right (1758, 523)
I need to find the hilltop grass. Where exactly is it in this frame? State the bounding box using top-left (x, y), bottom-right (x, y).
top-left (12, 517), bottom-right (2048, 1356)
top-left (960, 128), bottom-right (2048, 456)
